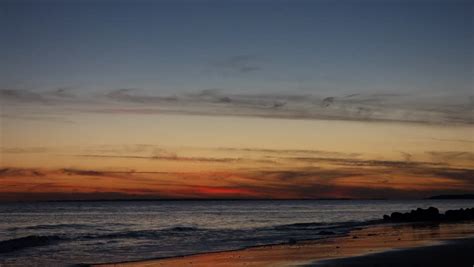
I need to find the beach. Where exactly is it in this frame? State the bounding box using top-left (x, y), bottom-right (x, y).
top-left (2, 201), bottom-right (473, 266)
top-left (2, 0), bottom-right (473, 266)
top-left (314, 237), bottom-right (474, 267)
top-left (94, 221), bottom-right (474, 267)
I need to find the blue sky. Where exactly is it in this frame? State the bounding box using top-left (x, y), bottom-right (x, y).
top-left (1, 0), bottom-right (472, 95)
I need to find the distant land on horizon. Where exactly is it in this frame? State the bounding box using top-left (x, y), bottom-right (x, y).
top-left (428, 194), bottom-right (474, 200)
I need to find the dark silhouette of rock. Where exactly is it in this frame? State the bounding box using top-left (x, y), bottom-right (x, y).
top-left (444, 208), bottom-right (474, 221)
top-left (410, 207), bottom-right (441, 221)
top-left (383, 207), bottom-right (474, 222)
top-left (389, 212), bottom-right (405, 221)
top-left (428, 194), bottom-right (474, 199)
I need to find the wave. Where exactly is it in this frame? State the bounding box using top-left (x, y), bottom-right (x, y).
top-left (9, 222), bottom-right (135, 232)
top-left (272, 221), bottom-right (342, 230)
top-left (272, 219), bottom-right (380, 232)
top-left (0, 219), bottom-right (383, 254)
top-left (8, 223), bottom-right (94, 231)
top-left (168, 226), bottom-right (201, 232)
top-left (0, 235), bottom-right (63, 253)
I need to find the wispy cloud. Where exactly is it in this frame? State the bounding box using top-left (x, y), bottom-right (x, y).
top-left (217, 147), bottom-right (360, 158)
top-left (212, 55), bottom-right (262, 73)
top-left (430, 138), bottom-right (474, 144)
top-left (0, 168), bottom-right (44, 178)
top-left (106, 88), bottom-right (178, 103)
top-left (0, 89), bottom-right (47, 104)
top-left (2, 88), bottom-right (472, 125)
top-left (98, 89), bottom-right (474, 125)
top-left (0, 88), bottom-right (77, 104)
top-left (0, 147), bottom-right (48, 154)
top-left (283, 156), bottom-right (440, 168)
top-left (427, 151), bottom-right (474, 163)
top-left (0, 114), bottom-right (75, 124)
top-left (60, 168), bottom-right (107, 176)
top-left (75, 154), bottom-right (275, 164)
top-left (1, 162), bottom-right (473, 200)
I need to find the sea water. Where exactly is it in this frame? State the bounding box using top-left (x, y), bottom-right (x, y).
top-left (1, 199), bottom-right (473, 266)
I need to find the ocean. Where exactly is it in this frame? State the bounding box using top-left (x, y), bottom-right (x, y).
top-left (1, 199), bottom-right (473, 266)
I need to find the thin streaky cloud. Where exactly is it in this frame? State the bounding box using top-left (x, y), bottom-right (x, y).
top-left (75, 154), bottom-right (276, 164)
top-left (427, 151), bottom-right (474, 162)
top-left (2, 164), bottom-right (472, 200)
top-left (430, 138), bottom-right (474, 144)
top-left (216, 147), bottom-right (360, 158)
top-left (2, 88), bottom-right (472, 125)
top-left (212, 55), bottom-right (263, 74)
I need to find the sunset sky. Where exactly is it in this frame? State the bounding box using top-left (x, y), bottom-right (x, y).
top-left (1, 0), bottom-right (473, 201)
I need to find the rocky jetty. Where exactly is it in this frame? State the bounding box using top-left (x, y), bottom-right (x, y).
top-left (383, 207), bottom-right (474, 222)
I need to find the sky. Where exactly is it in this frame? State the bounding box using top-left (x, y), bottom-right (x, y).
top-left (0, 0), bottom-right (473, 201)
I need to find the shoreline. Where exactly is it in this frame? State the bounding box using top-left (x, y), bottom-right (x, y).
top-left (91, 221), bottom-right (474, 267)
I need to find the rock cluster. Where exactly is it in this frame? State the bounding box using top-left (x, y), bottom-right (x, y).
top-left (383, 207), bottom-right (474, 222)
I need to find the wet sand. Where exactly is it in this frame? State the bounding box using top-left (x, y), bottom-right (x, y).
top-left (93, 221), bottom-right (474, 267)
top-left (313, 237), bottom-right (474, 266)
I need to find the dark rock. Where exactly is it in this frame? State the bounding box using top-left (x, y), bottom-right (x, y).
top-left (383, 207), bottom-right (474, 223)
top-left (390, 212), bottom-right (405, 221)
top-left (445, 208), bottom-right (474, 221)
top-left (410, 207), bottom-right (440, 221)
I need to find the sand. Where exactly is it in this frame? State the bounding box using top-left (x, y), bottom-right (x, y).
top-left (92, 221), bottom-right (474, 267)
top-left (313, 237), bottom-right (474, 266)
